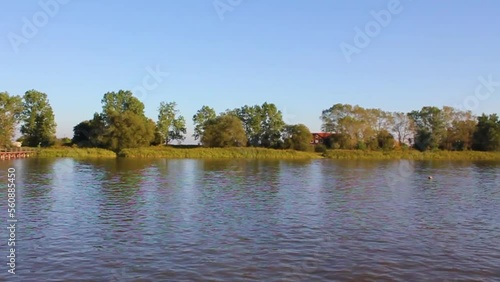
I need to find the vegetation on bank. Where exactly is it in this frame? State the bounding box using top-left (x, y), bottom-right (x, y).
top-left (14, 146), bottom-right (500, 160)
top-left (35, 147), bottom-right (116, 158)
top-left (2, 89), bottom-right (499, 157)
top-left (323, 149), bottom-right (500, 161)
top-left (118, 146), bottom-right (321, 159)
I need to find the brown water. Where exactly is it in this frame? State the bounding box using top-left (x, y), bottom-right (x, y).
top-left (0, 158), bottom-right (499, 281)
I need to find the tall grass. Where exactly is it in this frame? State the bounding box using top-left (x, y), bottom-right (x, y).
top-left (36, 147), bottom-right (116, 158)
top-left (323, 149), bottom-right (500, 160)
top-left (118, 146), bottom-right (321, 159)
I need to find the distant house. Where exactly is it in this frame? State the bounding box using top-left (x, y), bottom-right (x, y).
top-left (310, 132), bottom-right (333, 145)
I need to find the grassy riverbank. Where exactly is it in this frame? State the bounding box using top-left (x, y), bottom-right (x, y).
top-left (118, 146), bottom-right (321, 159)
top-left (36, 147), bottom-right (117, 158)
top-left (323, 149), bottom-right (500, 161)
top-left (31, 146), bottom-right (500, 161)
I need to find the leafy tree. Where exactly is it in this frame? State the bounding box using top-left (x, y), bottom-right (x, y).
top-left (282, 124), bottom-right (312, 151)
top-left (472, 114), bottom-right (500, 151)
top-left (376, 130), bottom-right (396, 151)
top-left (72, 120), bottom-right (93, 146)
top-left (441, 110), bottom-right (476, 151)
top-left (320, 104), bottom-right (377, 148)
top-left (408, 106), bottom-right (446, 151)
top-left (192, 105), bottom-right (216, 141)
top-left (231, 103), bottom-right (285, 147)
top-left (201, 115), bottom-right (247, 147)
top-left (321, 103), bottom-right (350, 133)
top-left (391, 112), bottom-right (415, 146)
top-left (170, 116), bottom-right (187, 144)
top-left (99, 90), bottom-right (154, 151)
top-left (0, 92), bottom-right (23, 147)
top-left (259, 102), bottom-right (285, 148)
top-left (157, 101), bottom-right (186, 144)
top-left (105, 111), bottom-right (155, 151)
top-left (101, 90), bottom-right (145, 119)
top-left (21, 90), bottom-right (57, 147)
top-left (72, 113), bottom-right (107, 147)
top-left (233, 105), bottom-right (262, 146)
top-left (324, 133), bottom-right (353, 149)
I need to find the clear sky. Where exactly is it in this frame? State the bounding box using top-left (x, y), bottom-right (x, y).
top-left (2, 0), bottom-right (500, 143)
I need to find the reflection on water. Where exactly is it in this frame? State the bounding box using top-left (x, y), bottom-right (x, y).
top-left (0, 158), bottom-right (499, 281)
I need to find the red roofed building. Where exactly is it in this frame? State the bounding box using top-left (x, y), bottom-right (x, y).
top-left (311, 132), bottom-right (333, 145)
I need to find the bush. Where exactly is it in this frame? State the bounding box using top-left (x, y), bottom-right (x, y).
top-left (314, 144), bottom-right (327, 153)
top-left (118, 147), bottom-right (321, 159)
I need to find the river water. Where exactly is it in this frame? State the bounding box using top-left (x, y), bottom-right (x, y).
top-left (0, 158), bottom-right (499, 281)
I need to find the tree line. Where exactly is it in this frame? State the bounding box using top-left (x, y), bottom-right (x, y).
top-left (320, 104), bottom-right (500, 151)
top-left (1, 90), bottom-right (499, 152)
top-left (1, 90), bottom-right (56, 147)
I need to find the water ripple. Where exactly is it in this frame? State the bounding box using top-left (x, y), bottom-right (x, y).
top-left (0, 159), bottom-right (498, 281)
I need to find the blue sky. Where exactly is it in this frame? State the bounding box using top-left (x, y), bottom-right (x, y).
top-left (2, 0), bottom-right (500, 143)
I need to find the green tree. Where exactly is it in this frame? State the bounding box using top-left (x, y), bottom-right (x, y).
top-left (192, 105), bottom-right (216, 141)
top-left (201, 115), bottom-right (247, 147)
top-left (0, 92), bottom-right (23, 147)
top-left (441, 110), bottom-right (476, 151)
top-left (157, 102), bottom-right (186, 144)
top-left (260, 102), bottom-right (285, 148)
top-left (21, 90), bottom-right (57, 147)
top-left (472, 114), bottom-right (500, 151)
top-left (99, 90), bottom-right (154, 151)
top-left (282, 124), bottom-right (312, 151)
top-left (408, 106), bottom-right (446, 151)
top-left (321, 104), bottom-right (375, 148)
top-left (233, 105), bottom-right (262, 146)
top-left (101, 90), bottom-right (145, 119)
top-left (72, 113), bottom-right (107, 147)
top-left (376, 130), bottom-right (396, 151)
top-left (72, 120), bottom-right (93, 146)
top-left (231, 103), bottom-right (285, 147)
top-left (321, 103), bottom-right (352, 133)
top-left (324, 133), bottom-right (352, 149)
top-left (105, 111), bottom-right (155, 151)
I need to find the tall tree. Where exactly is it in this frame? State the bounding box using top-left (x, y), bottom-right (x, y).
top-left (0, 92), bottom-right (23, 147)
top-left (441, 110), bottom-right (476, 151)
top-left (101, 90), bottom-right (145, 119)
top-left (99, 90), bottom-right (153, 151)
top-left (192, 105), bottom-right (216, 141)
top-left (321, 104), bottom-right (378, 148)
top-left (21, 90), bottom-right (57, 147)
top-left (408, 106), bottom-right (446, 151)
top-left (157, 101), bottom-right (186, 144)
top-left (472, 114), bottom-right (500, 151)
top-left (233, 105), bottom-right (262, 146)
top-left (259, 102), bottom-right (285, 148)
top-left (231, 103), bottom-right (285, 147)
top-left (321, 103), bottom-right (352, 133)
top-left (391, 112), bottom-right (415, 146)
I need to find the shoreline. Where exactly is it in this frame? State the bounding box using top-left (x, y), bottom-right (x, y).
top-left (26, 147), bottom-right (500, 161)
